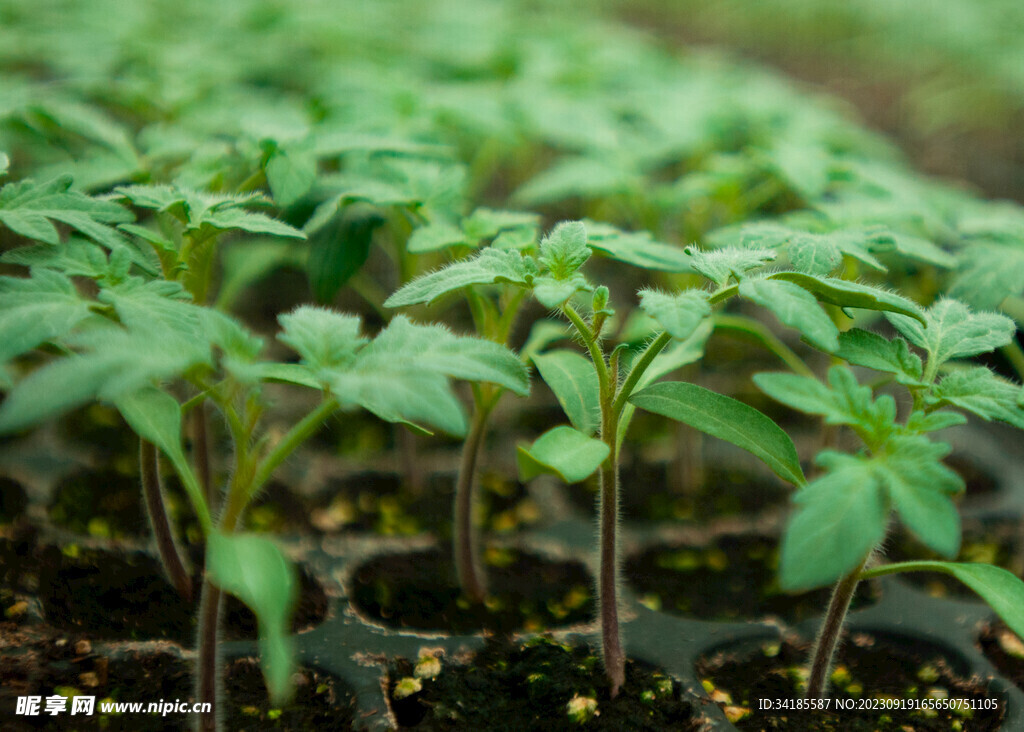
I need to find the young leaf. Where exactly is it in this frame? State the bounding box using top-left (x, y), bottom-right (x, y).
top-left (685, 246), bottom-right (776, 286)
top-left (278, 306), bottom-right (365, 373)
top-left (0, 175), bottom-right (132, 248)
top-left (517, 425), bottom-right (609, 484)
top-left (638, 289), bottom-right (711, 342)
top-left (0, 270), bottom-right (95, 363)
top-left (629, 381), bottom-right (805, 487)
top-left (860, 562), bottom-right (1024, 640)
top-left (533, 350), bottom-right (600, 436)
top-left (780, 453), bottom-right (889, 590)
top-left (769, 272), bottom-right (924, 322)
top-left (306, 207), bottom-right (384, 304)
top-left (98, 277), bottom-right (202, 338)
top-left (927, 366), bottom-right (1024, 429)
top-left (887, 299), bottom-right (1015, 369)
top-left (583, 221), bottom-right (693, 272)
top-left (384, 248), bottom-right (536, 308)
top-left (739, 278), bottom-right (839, 352)
top-left (538, 221), bottom-right (590, 280)
top-left (532, 272), bottom-right (591, 308)
top-left (207, 532), bottom-right (297, 705)
top-left (407, 221), bottom-right (472, 254)
top-left (948, 244), bottom-right (1024, 311)
top-left (905, 411), bottom-right (967, 433)
top-left (114, 386), bottom-right (186, 469)
top-left (836, 329), bottom-right (924, 386)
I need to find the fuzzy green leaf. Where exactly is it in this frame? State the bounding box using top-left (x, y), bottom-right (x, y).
top-left (860, 562), bottom-right (1024, 640)
top-left (905, 411), bottom-right (967, 433)
top-left (787, 234), bottom-right (842, 276)
top-left (462, 208), bottom-right (539, 241)
top-left (532, 273), bottom-right (592, 309)
top-left (887, 299), bottom-right (1015, 369)
top-left (769, 272), bottom-right (924, 322)
top-left (836, 329), bottom-right (924, 386)
top-left (278, 306), bottom-right (365, 374)
top-left (948, 245), bottom-right (1024, 311)
top-left (533, 350), bottom-right (600, 436)
top-left (0, 270), bottom-right (95, 363)
top-left (630, 381), bottom-right (805, 487)
top-left (584, 221), bottom-right (693, 273)
top-left (780, 453), bottom-right (889, 590)
top-left (98, 277), bottom-right (202, 338)
top-left (406, 221), bottom-right (472, 254)
top-left (1, 237), bottom-right (111, 278)
top-left (638, 289), bottom-right (711, 342)
top-left (114, 386), bottom-right (186, 467)
top-left (207, 532), bottom-right (296, 706)
top-left (685, 246), bottom-right (776, 286)
top-left (538, 221), bottom-right (590, 280)
top-left (0, 175), bottom-right (132, 248)
top-left (739, 278), bottom-right (839, 352)
top-left (927, 366), bottom-right (1024, 428)
top-left (517, 425), bottom-right (609, 484)
top-left (385, 248), bottom-right (536, 308)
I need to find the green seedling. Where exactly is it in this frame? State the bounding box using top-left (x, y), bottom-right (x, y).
top-left (752, 298), bottom-right (1024, 698)
top-left (0, 177), bottom-right (527, 730)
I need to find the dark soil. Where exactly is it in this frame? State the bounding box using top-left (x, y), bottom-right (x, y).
top-left (978, 622), bottom-right (1024, 692)
top-left (0, 638), bottom-right (354, 731)
top-left (697, 634), bottom-right (1005, 730)
top-left (569, 460), bottom-right (791, 524)
top-left (48, 468), bottom-right (147, 539)
top-left (36, 545), bottom-right (328, 643)
top-left (0, 476), bottom-right (28, 523)
top-left (625, 535), bottom-right (878, 623)
top-left (350, 548), bottom-right (593, 633)
top-left (388, 635), bottom-right (700, 731)
top-left (885, 518), bottom-right (1024, 599)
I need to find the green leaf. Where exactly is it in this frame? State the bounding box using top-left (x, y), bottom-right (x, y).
top-left (787, 234), bottom-right (842, 276)
top-left (207, 532), bottom-right (297, 705)
top-left (780, 453), bottom-right (889, 590)
top-left (517, 426), bottom-right (609, 484)
top-left (114, 386), bottom-right (186, 467)
top-left (769, 272), bottom-right (924, 323)
top-left (880, 435), bottom-right (962, 558)
top-left (739, 278), bottom-right (839, 352)
top-left (462, 208), bottom-right (539, 241)
top-left (860, 562), bottom-right (1024, 640)
top-left (307, 207), bottom-right (384, 304)
top-left (887, 299), bottom-right (1015, 369)
top-left (686, 246), bottom-right (776, 286)
top-left (638, 289), bottom-right (711, 342)
top-left (905, 411), bottom-right (967, 433)
top-left (385, 248), bottom-right (536, 308)
top-left (0, 152), bottom-right (8, 177)
top-left (948, 244), bottom-right (1024, 311)
top-left (265, 144), bottom-right (317, 207)
top-left (532, 272), bottom-right (591, 309)
top-left (532, 350), bottom-right (600, 436)
top-left (2, 237), bottom-right (111, 278)
top-left (583, 221), bottom-right (693, 272)
top-left (406, 221), bottom-right (471, 254)
top-left (98, 277), bottom-right (202, 338)
top-left (629, 381), bottom-right (805, 487)
top-left (0, 175), bottom-right (132, 248)
top-left (0, 270), bottom-right (95, 363)
top-left (538, 221), bottom-right (590, 280)
top-left (927, 366), bottom-right (1024, 428)
top-left (836, 329), bottom-right (924, 386)
top-left (278, 306), bottom-right (365, 374)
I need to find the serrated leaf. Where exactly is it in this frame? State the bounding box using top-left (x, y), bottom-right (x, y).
top-left (685, 246), bottom-right (776, 286)
top-left (887, 299), bottom-right (1015, 369)
top-left (307, 207), bottom-right (384, 303)
top-left (0, 175), bottom-right (132, 248)
top-left (539, 221), bottom-right (590, 280)
top-left (905, 410), bottom-right (967, 433)
top-left (629, 381), bottom-right (805, 487)
top-left (787, 234), bottom-right (842, 275)
top-left (927, 366), bottom-right (1024, 429)
top-left (638, 289), bottom-right (711, 342)
top-left (533, 350), bottom-right (600, 436)
top-left (860, 562), bottom-right (1024, 640)
top-left (836, 329), bottom-right (924, 386)
top-left (207, 532), bottom-right (296, 705)
top-left (532, 272), bottom-right (592, 309)
top-left (948, 245), bottom-right (1024, 311)
top-left (278, 306), bottom-right (365, 373)
top-left (780, 453), bottom-right (889, 590)
top-left (98, 277), bottom-right (202, 338)
top-left (583, 221), bottom-right (692, 272)
top-left (769, 272), bottom-right (924, 322)
top-left (406, 221), bottom-right (471, 254)
top-left (385, 248), bottom-right (536, 308)
top-left (517, 425), bottom-right (609, 484)
top-left (0, 238), bottom-right (110, 278)
top-left (0, 270), bottom-right (95, 363)
top-left (739, 278), bottom-right (839, 352)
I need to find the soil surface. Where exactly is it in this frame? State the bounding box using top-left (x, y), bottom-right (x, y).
top-left (350, 548), bottom-right (593, 633)
top-left (697, 634), bottom-right (1005, 730)
top-left (625, 535), bottom-right (878, 623)
top-left (979, 622), bottom-right (1024, 692)
top-left (388, 635), bottom-right (700, 731)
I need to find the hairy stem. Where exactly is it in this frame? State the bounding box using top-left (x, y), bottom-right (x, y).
top-left (192, 403), bottom-right (213, 510)
top-left (612, 330), bottom-right (672, 418)
top-left (140, 440), bottom-right (192, 602)
top-left (598, 450), bottom-right (625, 697)
top-left (196, 579), bottom-right (223, 732)
top-left (454, 397), bottom-right (495, 604)
top-left (248, 397), bottom-right (338, 504)
top-left (806, 560), bottom-right (866, 699)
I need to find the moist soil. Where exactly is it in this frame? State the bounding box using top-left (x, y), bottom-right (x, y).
top-left (0, 632), bottom-right (354, 731)
top-left (388, 635), bottom-right (701, 731)
top-left (697, 634), bottom-right (1005, 731)
top-left (885, 518), bottom-right (1024, 599)
top-left (979, 622), bottom-right (1024, 692)
top-left (350, 548), bottom-right (593, 633)
top-left (625, 534), bottom-right (878, 623)
top-left (34, 544), bottom-right (328, 643)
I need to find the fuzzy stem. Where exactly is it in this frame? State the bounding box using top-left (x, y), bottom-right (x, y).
top-left (248, 397), bottom-right (338, 504)
top-left (140, 439), bottom-right (193, 602)
top-left (454, 396), bottom-right (495, 603)
top-left (806, 561), bottom-right (865, 699)
top-left (612, 330), bottom-right (672, 418)
top-left (597, 447), bottom-right (625, 697)
top-left (192, 403), bottom-right (213, 510)
top-left (196, 578), bottom-right (223, 732)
